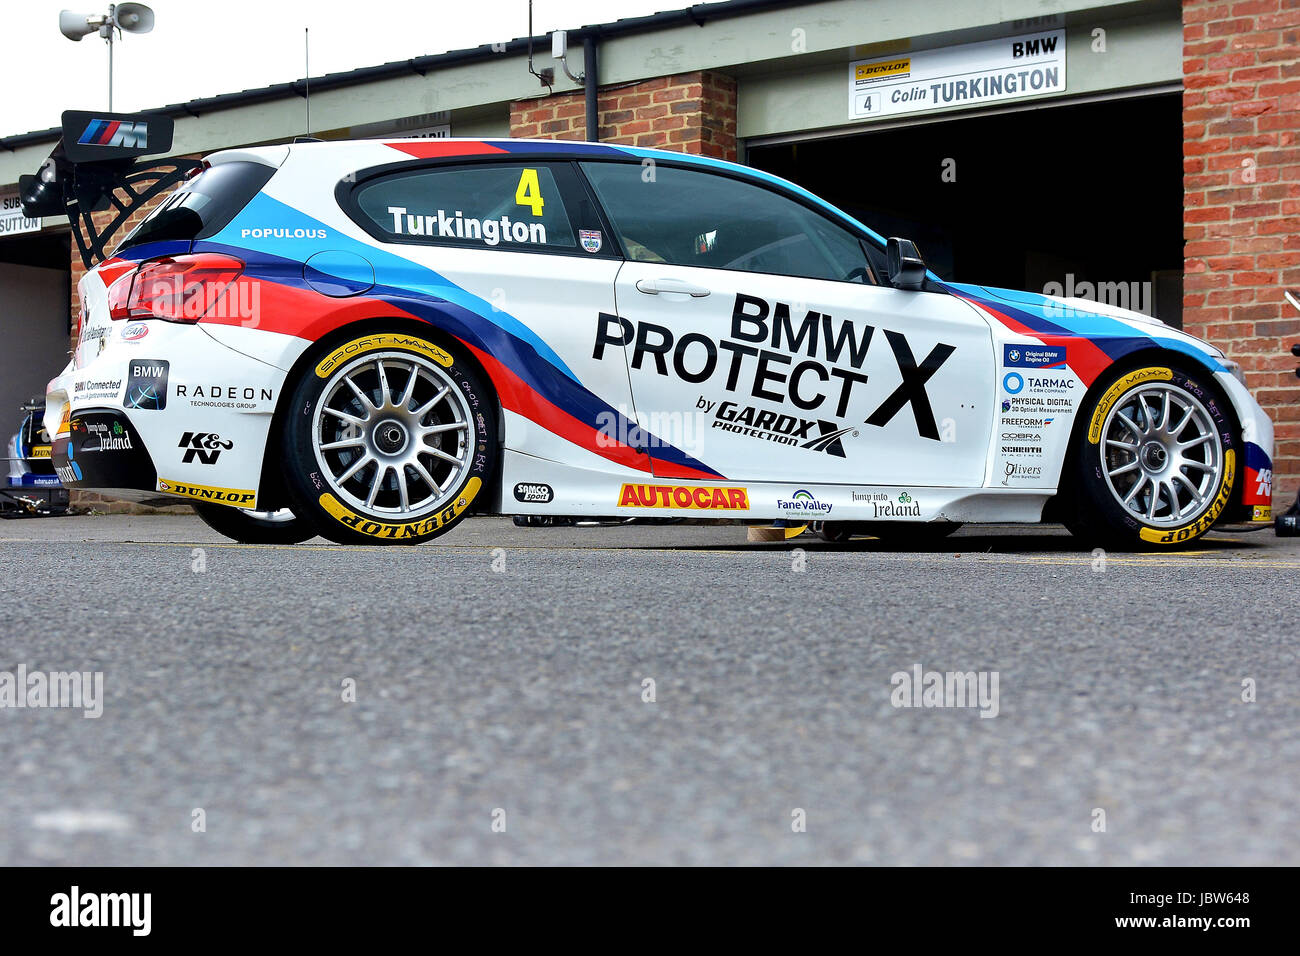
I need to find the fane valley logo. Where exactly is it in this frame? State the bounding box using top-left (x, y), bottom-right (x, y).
top-left (777, 489), bottom-right (832, 515)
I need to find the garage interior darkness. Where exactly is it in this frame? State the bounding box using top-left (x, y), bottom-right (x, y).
top-left (748, 93), bottom-right (1184, 327)
top-left (0, 231), bottom-right (71, 419)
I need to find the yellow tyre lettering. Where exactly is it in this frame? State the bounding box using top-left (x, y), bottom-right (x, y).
top-left (318, 477), bottom-right (481, 539)
top-left (1137, 448), bottom-right (1235, 544)
top-left (515, 168), bottom-right (544, 217)
top-left (1088, 367), bottom-right (1173, 444)
top-left (316, 333), bottom-right (453, 378)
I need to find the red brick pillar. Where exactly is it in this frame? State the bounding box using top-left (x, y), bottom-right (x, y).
top-left (1182, 0), bottom-right (1300, 502)
top-left (510, 70), bottom-right (737, 160)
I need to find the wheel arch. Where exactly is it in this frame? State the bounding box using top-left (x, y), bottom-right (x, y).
top-left (256, 313), bottom-right (506, 513)
top-left (1044, 344), bottom-right (1245, 523)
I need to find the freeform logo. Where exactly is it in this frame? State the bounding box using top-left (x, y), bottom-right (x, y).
top-left (0, 665), bottom-right (103, 718)
top-left (50, 886), bottom-right (150, 936)
top-left (890, 663), bottom-right (999, 718)
top-left (78, 119), bottom-right (148, 148)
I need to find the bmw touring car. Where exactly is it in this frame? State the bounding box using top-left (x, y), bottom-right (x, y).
top-left (40, 133), bottom-right (1274, 547)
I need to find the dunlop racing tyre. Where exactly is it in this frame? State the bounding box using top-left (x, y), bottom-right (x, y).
top-left (283, 329), bottom-right (497, 545)
top-left (192, 503), bottom-right (317, 544)
top-left (1065, 362), bottom-right (1237, 550)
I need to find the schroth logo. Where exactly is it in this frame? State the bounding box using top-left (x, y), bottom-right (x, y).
top-left (78, 119), bottom-right (148, 148)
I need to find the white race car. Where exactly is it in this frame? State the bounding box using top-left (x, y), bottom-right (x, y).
top-left (39, 130), bottom-right (1273, 547)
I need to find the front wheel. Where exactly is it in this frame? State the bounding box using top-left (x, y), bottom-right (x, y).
top-left (1065, 363), bottom-right (1237, 549)
top-left (192, 504), bottom-right (317, 544)
top-left (281, 329), bottom-right (497, 545)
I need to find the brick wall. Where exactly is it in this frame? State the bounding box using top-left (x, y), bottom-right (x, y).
top-left (1182, 0), bottom-right (1300, 505)
top-left (510, 70), bottom-right (737, 160)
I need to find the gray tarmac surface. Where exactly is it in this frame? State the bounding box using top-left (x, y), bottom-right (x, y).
top-left (1, 514), bottom-right (1297, 865)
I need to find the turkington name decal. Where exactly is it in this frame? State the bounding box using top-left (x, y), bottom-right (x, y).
top-left (385, 206), bottom-right (547, 245)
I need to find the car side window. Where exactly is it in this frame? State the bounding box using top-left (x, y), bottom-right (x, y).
top-left (353, 163), bottom-right (578, 251)
top-left (579, 161), bottom-right (874, 283)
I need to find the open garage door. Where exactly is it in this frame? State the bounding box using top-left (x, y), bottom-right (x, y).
top-left (0, 231), bottom-right (71, 419)
top-left (747, 93), bottom-right (1184, 327)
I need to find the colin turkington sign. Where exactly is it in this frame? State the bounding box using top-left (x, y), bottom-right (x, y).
top-left (849, 30), bottom-right (1065, 120)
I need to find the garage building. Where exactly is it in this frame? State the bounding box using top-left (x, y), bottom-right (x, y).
top-left (0, 0), bottom-right (1294, 502)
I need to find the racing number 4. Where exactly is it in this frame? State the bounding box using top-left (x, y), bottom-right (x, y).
top-left (516, 168), bottom-right (544, 217)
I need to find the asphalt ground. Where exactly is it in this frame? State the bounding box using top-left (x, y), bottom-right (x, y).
top-left (0, 514), bottom-right (1297, 865)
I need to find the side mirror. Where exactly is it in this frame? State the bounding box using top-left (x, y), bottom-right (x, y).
top-left (886, 237), bottom-right (928, 291)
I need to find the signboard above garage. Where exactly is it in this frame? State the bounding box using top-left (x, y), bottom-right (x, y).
top-left (1, 187), bottom-right (41, 238)
top-left (849, 30), bottom-right (1066, 121)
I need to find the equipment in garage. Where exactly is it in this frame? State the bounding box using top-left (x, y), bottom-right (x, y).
top-left (2, 397), bottom-right (70, 517)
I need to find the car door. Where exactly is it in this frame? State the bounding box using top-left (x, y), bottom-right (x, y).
top-left (579, 159), bottom-right (995, 487)
top-left (346, 159), bottom-right (640, 476)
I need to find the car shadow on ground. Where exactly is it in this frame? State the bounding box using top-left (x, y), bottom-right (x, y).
top-left (654, 527), bottom-right (1276, 555)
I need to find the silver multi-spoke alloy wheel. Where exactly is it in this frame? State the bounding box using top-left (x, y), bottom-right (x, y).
top-left (312, 351), bottom-right (474, 520)
top-left (1100, 382), bottom-right (1223, 527)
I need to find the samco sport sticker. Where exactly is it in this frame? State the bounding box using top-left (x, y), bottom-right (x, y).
top-left (618, 484), bottom-right (749, 510)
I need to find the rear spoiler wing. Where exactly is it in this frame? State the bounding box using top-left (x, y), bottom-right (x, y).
top-left (19, 110), bottom-right (201, 268)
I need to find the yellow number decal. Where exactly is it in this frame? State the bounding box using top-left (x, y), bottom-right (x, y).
top-left (515, 168), bottom-right (544, 217)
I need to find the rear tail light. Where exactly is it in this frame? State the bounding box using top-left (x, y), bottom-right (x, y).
top-left (107, 253), bottom-right (245, 323)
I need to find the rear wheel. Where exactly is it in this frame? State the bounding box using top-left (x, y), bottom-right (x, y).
top-left (1065, 363), bottom-right (1237, 549)
top-left (192, 504), bottom-right (316, 544)
top-left (281, 329), bottom-right (497, 545)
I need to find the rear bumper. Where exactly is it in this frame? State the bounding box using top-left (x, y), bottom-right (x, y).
top-left (50, 408), bottom-right (160, 495)
top-left (1215, 370), bottom-right (1274, 523)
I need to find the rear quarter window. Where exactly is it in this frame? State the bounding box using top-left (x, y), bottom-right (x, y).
top-left (351, 163), bottom-right (577, 251)
top-left (116, 160), bottom-right (275, 251)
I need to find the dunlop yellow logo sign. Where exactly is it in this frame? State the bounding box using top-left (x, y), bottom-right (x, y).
top-left (1139, 449), bottom-right (1235, 545)
top-left (319, 477), bottom-right (480, 539)
top-left (1088, 367), bottom-right (1174, 444)
top-left (316, 334), bottom-right (454, 377)
top-left (855, 57), bottom-right (911, 82)
top-left (30, 445), bottom-right (52, 459)
top-left (157, 479), bottom-right (257, 508)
